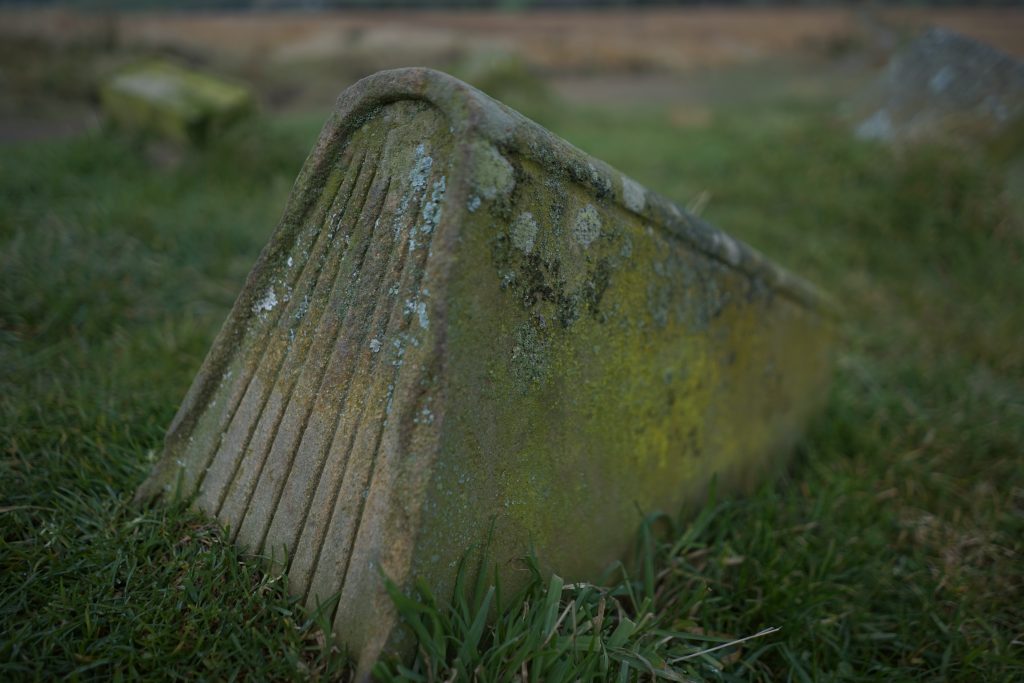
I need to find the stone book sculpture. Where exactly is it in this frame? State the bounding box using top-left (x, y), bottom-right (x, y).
top-left (138, 68), bottom-right (834, 674)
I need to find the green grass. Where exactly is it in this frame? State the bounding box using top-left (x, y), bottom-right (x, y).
top-left (2, 95), bottom-right (1023, 680)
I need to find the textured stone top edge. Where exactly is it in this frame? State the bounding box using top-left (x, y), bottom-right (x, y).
top-left (330, 67), bottom-right (837, 317)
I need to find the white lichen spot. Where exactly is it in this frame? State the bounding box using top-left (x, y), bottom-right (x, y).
top-left (572, 204), bottom-right (602, 248)
top-left (511, 211), bottom-right (539, 255)
top-left (588, 163), bottom-right (612, 194)
top-left (252, 286), bottom-right (278, 315)
top-left (467, 195), bottom-right (481, 213)
top-left (718, 233), bottom-right (742, 266)
top-left (472, 142), bottom-right (515, 200)
top-left (419, 176), bottom-right (446, 235)
top-left (621, 175), bottom-right (646, 214)
top-left (404, 298), bottom-right (429, 330)
top-left (414, 406), bottom-right (435, 425)
top-left (287, 255), bottom-right (294, 268)
top-left (327, 207), bottom-right (345, 238)
top-left (292, 294), bottom-right (310, 323)
top-left (369, 338), bottom-right (382, 353)
top-left (410, 143), bottom-right (434, 192)
top-left (394, 142), bottom-right (435, 238)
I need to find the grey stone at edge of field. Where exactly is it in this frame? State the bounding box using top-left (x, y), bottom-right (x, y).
top-left (850, 28), bottom-right (1024, 142)
top-left (100, 60), bottom-right (253, 144)
top-left (136, 68), bottom-right (835, 679)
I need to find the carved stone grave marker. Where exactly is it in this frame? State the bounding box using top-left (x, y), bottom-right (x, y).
top-left (138, 68), bottom-right (834, 674)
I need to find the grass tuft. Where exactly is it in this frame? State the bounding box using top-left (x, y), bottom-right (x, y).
top-left (375, 512), bottom-right (781, 682)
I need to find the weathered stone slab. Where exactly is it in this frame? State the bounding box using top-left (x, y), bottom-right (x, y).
top-left (851, 28), bottom-right (1024, 142)
top-left (137, 68), bottom-right (834, 675)
top-left (100, 60), bottom-right (253, 144)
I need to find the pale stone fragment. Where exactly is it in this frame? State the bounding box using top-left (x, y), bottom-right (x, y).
top-left (850, 28), bottom-right (1024, 142)
top-left (101, 60), bottom-right (253, 144)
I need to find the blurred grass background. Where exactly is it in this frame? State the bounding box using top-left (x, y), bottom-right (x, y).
top-left (2, 6), bottom-right (1023, 680)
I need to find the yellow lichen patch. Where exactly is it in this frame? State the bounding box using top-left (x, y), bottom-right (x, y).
top-left (425, 144), bottom-right (831, 588)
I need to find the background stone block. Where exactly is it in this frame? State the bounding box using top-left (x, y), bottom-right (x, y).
top-left (850, 28), bottom-right (1024, 143)
top-left (100, 60), bottom-right (253, 144)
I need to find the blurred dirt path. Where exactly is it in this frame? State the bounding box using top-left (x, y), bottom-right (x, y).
top-left (3, 7), bottom-right (1021, 72)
